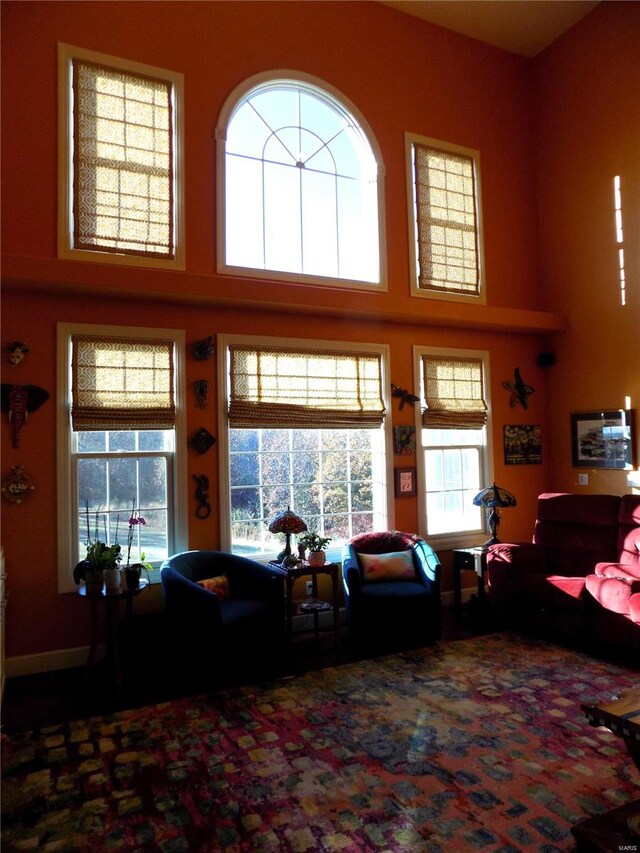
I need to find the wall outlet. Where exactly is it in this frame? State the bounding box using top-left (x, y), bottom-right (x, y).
top-left (305, 580), bottom-right (313, 596)
top-left (578, 473), bottom-right (589, 486)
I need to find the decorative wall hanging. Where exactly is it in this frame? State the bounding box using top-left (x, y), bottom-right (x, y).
top-left (6, 341), bottom-right (29, 366)
top-left (190, 427), bottom-right (216, 455)
top-left (502, 368), bottom-right (534, 409)
top-left (192, 336), bottom-right (215, 361)
top-left (193, 379), bottom-right (209, 409)
top-left (0, 384), bottom-right (50, 448)
top-left (193, 473), bottom-right (212, 519)
top-left (571, 409), bottom-right (635, 470)
top-left (391, 384), bottom-right (419, 410)
top-left (504, 425), bottom-right (542, 465)
top-left (394, 466), bottom-right (417, 498)
top-left (393, 425), bottom-right (416, 455)
top-left (1, 464), bottom-right (35, 503)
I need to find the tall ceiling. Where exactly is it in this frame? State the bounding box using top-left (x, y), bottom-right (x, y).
top-left (377, 0), bottom-right (600, 57)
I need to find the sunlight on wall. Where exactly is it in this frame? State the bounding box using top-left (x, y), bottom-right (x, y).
top-left (613, 176), bottom-right (626, 306)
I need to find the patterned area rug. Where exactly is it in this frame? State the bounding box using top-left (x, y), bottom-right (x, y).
top-left (2, 633), bottom-right (639, 852)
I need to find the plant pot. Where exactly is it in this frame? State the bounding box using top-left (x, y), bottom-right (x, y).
top-left (84, 569), bottom-right (104, 595)
top-left (104, 567), bottom-right (122, 593)
top-left (125, 565), bottom-right (141, 591)
top-left (308, 550), bottom-right (326, 567)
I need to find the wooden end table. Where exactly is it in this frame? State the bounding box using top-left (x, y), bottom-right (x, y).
top-left (452, 547), bottom-right (487, 620)
top-left (571, 687), bottom-right (640, 851)
top-left (79, 578), bottom-right (149, 698)
top-left (278, 561), bottom-right (341, 659)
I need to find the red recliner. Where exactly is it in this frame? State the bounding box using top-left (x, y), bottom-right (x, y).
top-left (585, 495), bottom-right (640, 647)
top-left (486, 493), bottom-right (623, 643)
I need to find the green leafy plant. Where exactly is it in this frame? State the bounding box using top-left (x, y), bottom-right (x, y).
top-left (81, 500), bottom-right (121, 571)
top-left (299, 529), bottom-right (332, 552)
top-left (85, 540), bottom-right (121, 571)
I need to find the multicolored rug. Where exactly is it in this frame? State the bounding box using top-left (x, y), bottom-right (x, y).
top-left (2, 633), bottom-right (639, 852)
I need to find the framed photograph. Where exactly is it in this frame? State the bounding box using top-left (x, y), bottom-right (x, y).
top-left (571, 409), bottom-right (636, 469)
top-left (394, 466), bottom-right (416, 498)
top-left (504, 424), bottom-right (542, 465)
top-left (393, 425), bottom-right (416, 455)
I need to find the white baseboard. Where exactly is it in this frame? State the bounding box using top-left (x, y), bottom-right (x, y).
top-left (5, 644), bottom-right (105, 678)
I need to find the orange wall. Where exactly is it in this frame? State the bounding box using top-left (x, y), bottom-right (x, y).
top-left (1, 0), bottom-right (636, 662)
top-left (533, 1), bottom-right (640, 495)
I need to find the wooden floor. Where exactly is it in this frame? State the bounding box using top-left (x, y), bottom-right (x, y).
top-left (1, 606), bottom-right (480, 735)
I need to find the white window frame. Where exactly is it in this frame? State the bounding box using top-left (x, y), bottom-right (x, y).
top-left (216, 70), bottom-right (387, 292)
top-left (413, 345), bottom-right (493, 550)
top-left (405, 132), bottom-right (486, 305)
top-left (57, 43), bottom-right (185, 270)
top-left (57, 323), bottom-right (188, 592)
top-left (218, 333), bottom-right (394, 561)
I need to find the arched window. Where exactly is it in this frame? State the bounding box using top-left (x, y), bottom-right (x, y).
top-left (217, 72), bottom-right (385, 289)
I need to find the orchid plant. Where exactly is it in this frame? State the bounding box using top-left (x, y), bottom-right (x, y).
top-left (124, 501), bottom-right (153, 572)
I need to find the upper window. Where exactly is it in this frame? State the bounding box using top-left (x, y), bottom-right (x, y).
top-left (406, 133), bottom-right (485, 304)
top-left (218, 335), bottom-right (392, 561)
top-left (58, 44), bottom-right (184, 269)
top-left (217, 72), bottom-right (386, 290)
top-left (414, 347), bottom-right (491, 546)
top-left (57, 324), bottom-right (188, 592)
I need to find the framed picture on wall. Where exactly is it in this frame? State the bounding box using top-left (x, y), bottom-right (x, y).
top-left (571, 409), bottom-right (636, 469)
top-left (394, 467), bottom-right (416, 498)
top-left (504, 425), bottom-right (542, 465)
top-left (393, 425), bottom-right (416, 455)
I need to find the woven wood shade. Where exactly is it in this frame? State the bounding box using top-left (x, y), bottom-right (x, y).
top-left (422, 355), bottom-right (487, 429)
top-left (414, 143), bottom-right (479, 295)
top-left (229, 346), bottom-right (385, 428)
top-left (72, 336), bottom-right (175, 431)
top-left (72, 59), bottom-right (174, 258)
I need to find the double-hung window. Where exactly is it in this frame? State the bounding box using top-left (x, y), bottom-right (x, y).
top-left (57, 324), bottom-right (187, 591)
top-left (217, 72), bottom-right (386, 289)
top-left (219, 336), bottom-right (392, 561)
top-left (58, 44), bottom-right (184, 268)
top-left (406, 132), bottom-right (485, 303)
top-left (414, 347), bottom-right (491, 546)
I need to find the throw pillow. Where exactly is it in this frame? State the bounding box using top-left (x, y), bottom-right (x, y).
top-left (197, 574), bottom-right (231, 600)
top-left (359, 550), bottom-right (416, 583)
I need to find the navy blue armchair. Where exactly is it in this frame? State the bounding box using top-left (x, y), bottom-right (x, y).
top-left (342, 531), bottom-right (441, 651)
top-left (161, 551), bottom-right (286, 665)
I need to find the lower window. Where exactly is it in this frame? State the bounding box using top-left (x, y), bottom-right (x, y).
top-left (422, 428), bottom-right (485, 537)
top-left (74, 429), bottom-right (173, 567)
top-left (229, 426), bottom-right (386, 558)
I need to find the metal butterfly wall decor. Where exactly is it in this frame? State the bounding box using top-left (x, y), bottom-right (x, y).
top-left (391, 384), bottom-right (420, 410)
top-left (502, 368), bottom-right (535, 410)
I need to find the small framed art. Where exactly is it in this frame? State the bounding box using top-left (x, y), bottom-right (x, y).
top-left (571, 409), bottom-right (636, 469)
top-left (394, 467), bottom-right (416, 498)
top-left (393, 425), bottom-right (416, 455)
top-left (504, 425), bottom-right (542, 465)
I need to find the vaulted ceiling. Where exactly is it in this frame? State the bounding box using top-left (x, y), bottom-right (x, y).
top-left (377, 0), bottom-right (600, 57)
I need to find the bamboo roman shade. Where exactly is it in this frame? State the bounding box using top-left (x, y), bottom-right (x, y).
top-left (422, 355), bottom-right (487, 429)
top-left (228, 346), bottom-right (385, 428)
top-left (71, 336), bottom-right (175, 431)
top-left (414, 143), bottom-right (479, 295)
top-left (72, 59), bottom-right (174, 258)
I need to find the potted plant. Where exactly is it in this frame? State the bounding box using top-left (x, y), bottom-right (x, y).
top-left (299, 529), bottom-right (332, 566)
top-left (123, 503), bottom-right (153, 590)
top-left (74, 502), bottom-right (121, 594)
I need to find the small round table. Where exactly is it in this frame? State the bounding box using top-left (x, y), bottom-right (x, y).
top-left (78, 578), bottom-right (149, 697)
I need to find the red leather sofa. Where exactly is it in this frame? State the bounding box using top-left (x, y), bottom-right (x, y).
top-left (486, 492), bottom-right (640, 655)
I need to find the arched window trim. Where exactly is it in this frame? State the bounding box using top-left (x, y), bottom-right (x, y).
top-left (216, 70), bottom-right (387, 292)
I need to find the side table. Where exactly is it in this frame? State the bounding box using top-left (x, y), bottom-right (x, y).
top-left (572, 687), bottom-right (640, 850)
top-left (280, 562), bottom-right (341, 659)
top-left (79, 578), bottom-right (149, 697)
top-left (452, 547), bottom-right (487, 620)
